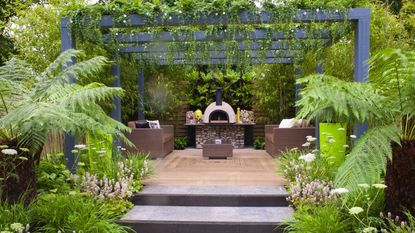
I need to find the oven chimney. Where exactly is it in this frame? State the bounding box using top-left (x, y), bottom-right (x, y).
top-left (215, 87), bottom-right (223, 106)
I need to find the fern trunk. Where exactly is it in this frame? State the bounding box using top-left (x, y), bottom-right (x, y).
top-left (0, 140), bottom-right (41, 205)
top-left (385, 140), bottom-right (415, 218)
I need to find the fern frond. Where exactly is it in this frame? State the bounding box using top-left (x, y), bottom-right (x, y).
top-left (334, 125), bottom-right (400, 192)
top-left (296, 74), bottom-right (388, 124)
top-left (42, 49), bottom-right (84, 79)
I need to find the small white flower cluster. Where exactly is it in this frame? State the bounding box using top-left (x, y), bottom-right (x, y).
top-left (302, 135), bottom-right (317, 147)
top-left (1, 222), bottom-right (30, 233)
top-left (140, 160), bottom-right (149, 179)
top-left (299, 153), bottom-right (315, 163)
top-left (287, 174), bottom-right (336, 206)
top-left (80, 161), bottom-right (134, 201)
top-left (1, 149), bottom-right (18, 155)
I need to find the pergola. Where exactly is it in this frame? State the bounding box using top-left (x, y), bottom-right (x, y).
top-left (61, 8), bottom-right (370, 169)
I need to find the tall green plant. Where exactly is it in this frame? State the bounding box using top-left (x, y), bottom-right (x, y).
top-left (0, 49), bottom-right (129, 203)
top-left (295, 48), bottom-right (415, 215)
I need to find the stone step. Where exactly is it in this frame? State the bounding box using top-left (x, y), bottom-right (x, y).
top-left (120, 205), bottom-right (294, 233)
top-left (131, 185), bottom-right (289, 207)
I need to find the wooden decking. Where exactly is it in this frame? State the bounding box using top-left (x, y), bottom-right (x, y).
top-left (142, 149), bottom-right (286, 185)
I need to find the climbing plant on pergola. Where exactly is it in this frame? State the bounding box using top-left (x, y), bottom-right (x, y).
top-left (61, 8), bottom-right (370, 169)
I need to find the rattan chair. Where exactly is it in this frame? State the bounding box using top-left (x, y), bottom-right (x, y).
top-left (125, 121), bottom-right (174, 159)
top-left (265, 125), bottom-right (316, 156)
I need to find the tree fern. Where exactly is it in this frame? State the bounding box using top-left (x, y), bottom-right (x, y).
top-left (0, 49), bottom-right (130, 156)
top-left (335, 125), bottom-right (400, 192)
top-left (296, 74), bottom-right (388, 124)
top-left (369, 48), bottom-right (415, 140)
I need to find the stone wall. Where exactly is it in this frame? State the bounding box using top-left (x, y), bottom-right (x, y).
top-left (196, 125), bottom-right (245, 148)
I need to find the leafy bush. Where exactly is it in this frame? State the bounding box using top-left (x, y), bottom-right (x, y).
top-left (36, 153), bottom-right (73, 195)
top-left (253, 137), bottom-right (265, 150)
top-left (284, 204), bottom-right (349, 233)
top-left (277, 148), bottom-right (337, 183)
top-left (174, 137), bottom-right (188, 150)
top-left (31, 194), bottom-right (130, 233)
top-left (0, 200), bottom-right (32, 231)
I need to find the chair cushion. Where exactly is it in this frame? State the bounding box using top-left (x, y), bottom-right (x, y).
top-left (135, 121), bottom-right (150, 128)
top-left (147, 120), bottom-right (160, 129)
top-left (279, 118), bottom-right (295, 128)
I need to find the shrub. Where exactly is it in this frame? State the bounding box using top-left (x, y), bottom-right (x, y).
top-left (31, 194), bottom-right (130, 233)
top-left (253, 137), bottom-right (265, 150)
top-left (36, 153), bottom-right (73, 195)
top-left (0, 200), bottom-right (32, 231)
top-left (284, 204), bottom-right (349, 233)
top-left (174, 137), bottom-right (188, 150)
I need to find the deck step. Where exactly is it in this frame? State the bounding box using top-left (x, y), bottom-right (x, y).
top-left (120, 205), bottom-right (294, 233)
top-left (131, 185), bottom-right (289, 207)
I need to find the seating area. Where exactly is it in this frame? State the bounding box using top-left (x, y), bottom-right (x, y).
top-left (125, 121), bottom-right (174, 159)
top-left (264, 124), bottom-right (316, 157)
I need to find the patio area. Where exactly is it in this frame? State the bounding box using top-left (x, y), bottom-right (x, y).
top-left (142, 149), bottom-right (286, 186)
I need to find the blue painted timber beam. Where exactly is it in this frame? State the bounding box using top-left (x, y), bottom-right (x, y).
top-left (95, 8), bottom-right (368, 28)
top-left (137, 69), bottom-right (145, 120)
top-left (135, 50), bottom-right (300, 60)
top-left (110, 29), bottom-right (331, 44)
top-left (136, 57), bottom-right (295, 65)
top-left (110, 61), bottom-right (122, 147)
top-left (118, 40), bottom-right (331, 53)
top-left (61, 18), bottom-right (77, 172)
top-left (353, 8), bottom-right (370, 138)
top-left (119, 39), bottom-right (332, 54)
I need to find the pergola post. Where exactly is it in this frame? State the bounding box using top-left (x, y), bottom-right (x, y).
top-left (137, 68), bottom-right (145, 120)
top-left (353, 9), bottom-right (370, 138)
top-left (110, 60), bottom-right (122, 147)
top-left (294, 67), bottom-right (302, 113)
top-left (315, 64), bottom-right (324, 150)
top-left (61, 18), bottom-right (77, 172)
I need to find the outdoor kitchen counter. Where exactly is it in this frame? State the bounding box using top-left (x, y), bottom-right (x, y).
top-left (185, 123), bottom-right (255, 148)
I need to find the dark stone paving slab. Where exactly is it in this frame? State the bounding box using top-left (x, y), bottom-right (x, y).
top-left (121, 206), bottom-right (293, 224)
top-left (138, 185), bottom-right (288, 196)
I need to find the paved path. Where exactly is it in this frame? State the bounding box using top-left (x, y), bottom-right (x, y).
top-left (143, 149), bottom-right (286, 185)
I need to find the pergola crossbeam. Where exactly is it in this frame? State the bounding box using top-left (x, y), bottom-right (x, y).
top-left (98, 9), bottom-right (368, 28)
top-left (108, 29), bottom-right (331, 44)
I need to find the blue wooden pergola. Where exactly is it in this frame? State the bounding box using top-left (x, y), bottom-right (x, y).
top-left (61, 8), bottom-right (370, 169)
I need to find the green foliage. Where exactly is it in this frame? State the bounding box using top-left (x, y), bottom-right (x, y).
top-left (277, 148), bottom-right (337, 183)
top-left (144, 67), bottom-right (187, 120)
top-left (296, 74), bottom-right (387, 124)
top-left (36, 154), bottom-right (73, 195)
top-left (382, 210), bottom-right (415, 232)
top-left (369, 48), bottom-right (415, 140)
top-left (253, 137), bottom-right (265, 149)
top-left (31, 194), bottom-right (130, 233)
top-left (284, 204), bottom-right (349, 233)
top-left (0, 49), bottom-right (130, 155)
top-left (186, 68), bottom-right (253, 111)
top-left (0, 200), bottom-right (32, 230)
top-left (400, 0), bottom-right (415, 45)
top-left (370, 2), bottom-right (410, 51)
top-left (335, 125), bottom-right (400, 193)
top-left (174, 137), bottom-right (188, 150)
top-left (252, 64), bottom-right (296, 123)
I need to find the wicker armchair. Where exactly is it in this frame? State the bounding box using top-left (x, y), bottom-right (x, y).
top-left (125, 121), bottom-right (174, 159)
top-left (265, 125), bottom-right (316, 156)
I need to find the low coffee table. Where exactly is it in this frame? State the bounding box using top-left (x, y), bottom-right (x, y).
top-left (202, 140), bottom-right (233, 159)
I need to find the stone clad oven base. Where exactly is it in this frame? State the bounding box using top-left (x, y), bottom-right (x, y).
top-left (196, 125), bottom-right (244, 149)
